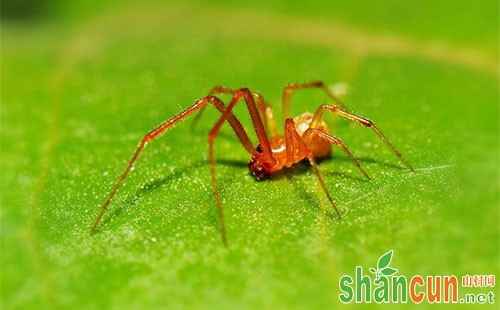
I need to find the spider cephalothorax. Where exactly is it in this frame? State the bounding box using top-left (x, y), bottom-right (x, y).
top-left (91, 81), bottom-right (413, 244)
top-left (248, 147), bottom-right (273, 180)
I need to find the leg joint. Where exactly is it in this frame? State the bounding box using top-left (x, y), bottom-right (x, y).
top-left (320, 104), bottom-right (338, 112)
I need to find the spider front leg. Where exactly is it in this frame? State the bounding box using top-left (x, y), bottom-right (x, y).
top-left (310, 104), bottom-right (414, 171)
top-left (284, 118), bottom-right (342, 218)
top-left (90, 96), bottom-right (254, 239)
top-left (193, 86), bottom-right (278, 137)
top-left (210, 88), bottom-right (273, 157)
top-left (208, 87), bottom-right (278, 137)
top-left (282, 80), bottom-right (345, 120)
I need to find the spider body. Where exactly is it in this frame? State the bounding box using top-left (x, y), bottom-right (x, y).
top-left (90, 81), bottom-right (413, 244)
top-left (248, 112), bottom-right (331, 180)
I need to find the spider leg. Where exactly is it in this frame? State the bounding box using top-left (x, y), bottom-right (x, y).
top-left (191, 86), bottom-right (236, 129)
top-left (282, 80), bottom-right (344, 121)
top-left (192, 87), bottom-right (278, 136)
top-left (303, 128), bottom-right (370, 180)
top-left (284, 118), bottom-right (341, 219)
top-left (210, 88), bottom-right (273, 158)
top-left (310, 104), bottom-right (413, 171)
top-left (252, 91), bottom-right (278, 137)
top-left (91, 96), bottom-right (254, 239)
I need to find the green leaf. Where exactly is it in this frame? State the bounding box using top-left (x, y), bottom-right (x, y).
top-left (380, 267), bottom-right (398, 277)
top-left (377, 250), bottom-right (394, 269)
top-left (2, 1), bottom-right (498, 309)
top-left (369, 267), bottom-right (377, 274)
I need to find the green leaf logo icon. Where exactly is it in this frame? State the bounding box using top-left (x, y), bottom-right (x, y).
top-left (369, 250), bottom-right (398, 280)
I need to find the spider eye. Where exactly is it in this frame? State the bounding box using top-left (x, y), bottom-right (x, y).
top-left (256, 145), bottom-right (263, 153)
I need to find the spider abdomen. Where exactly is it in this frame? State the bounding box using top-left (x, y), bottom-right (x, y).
top-left (293, 112), bottom-right (332, 159)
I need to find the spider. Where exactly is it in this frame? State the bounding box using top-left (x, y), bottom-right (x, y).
top-left (90, 81), bottom-right (413, 244)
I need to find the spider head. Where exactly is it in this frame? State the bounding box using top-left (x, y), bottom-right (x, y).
top-left (248, 145), bottom-right (273, 180)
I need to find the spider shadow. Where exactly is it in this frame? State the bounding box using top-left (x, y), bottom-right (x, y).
top-left (268, 155), bottom-right (403, 182)
top-left (216, 160), bottom-right (351, 222)
top-left (322, 155), bottom-right (403, 179)
top-left (269, 162), bottom-right (340, 221)
top-left (100, 160), bottom-right (208, 228)
top-left (97, 153), bottom-right (405, 229)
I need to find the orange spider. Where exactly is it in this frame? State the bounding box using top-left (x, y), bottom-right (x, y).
top-left (90, 81), bottom-right (413, 244)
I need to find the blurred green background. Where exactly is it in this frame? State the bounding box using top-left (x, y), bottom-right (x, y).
top-left (1, 0), bottom-right (498, 308)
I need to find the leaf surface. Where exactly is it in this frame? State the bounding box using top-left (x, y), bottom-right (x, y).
top-left (2, 1), bottom-right (498, 308)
